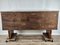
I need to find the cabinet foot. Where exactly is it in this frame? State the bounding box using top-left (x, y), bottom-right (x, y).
top-left (6, 33), bottom-right (17, 42)
top-left (43, 30), bottom-right (53, 42)
top-left (43, 33), bottom-right (53, 42)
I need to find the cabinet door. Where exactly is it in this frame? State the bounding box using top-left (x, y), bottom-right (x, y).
top-left (1, 12), bottom-right (15, 30)
top-left (14, 12), bottom-right (28, 30)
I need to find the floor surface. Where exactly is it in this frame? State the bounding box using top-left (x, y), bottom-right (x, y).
top-left (0, 35), bottom-right (60, 45)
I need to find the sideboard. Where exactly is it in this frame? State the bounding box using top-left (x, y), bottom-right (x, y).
top-left (1, 11), bottom-right (58, 42)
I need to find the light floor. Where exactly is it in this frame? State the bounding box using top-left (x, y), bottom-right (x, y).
top-left (0, 35), bottom-right (60, 45)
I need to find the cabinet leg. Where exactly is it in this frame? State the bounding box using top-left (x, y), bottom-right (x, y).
top-left (46, 30), bottom-right (52, 39)
top-left (5, 30), bottom-right (17, 42)
top-left (43, 30), bottom-right (53, 42)
top-left (8, 30), bottom-right (14, 39)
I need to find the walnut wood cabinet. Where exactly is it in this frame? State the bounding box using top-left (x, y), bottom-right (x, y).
top-left (1, 11), bottom-right (58, 41)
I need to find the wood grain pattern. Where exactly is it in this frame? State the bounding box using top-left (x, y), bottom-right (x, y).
top-left (1, 11), bottom-right (58, 30)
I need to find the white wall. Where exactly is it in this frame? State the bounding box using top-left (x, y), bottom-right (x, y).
top-left (0, 0), bottom-right (60, 35)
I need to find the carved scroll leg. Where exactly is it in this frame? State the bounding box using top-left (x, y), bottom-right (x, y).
top-left (43, 30), bottom-right (53, 42)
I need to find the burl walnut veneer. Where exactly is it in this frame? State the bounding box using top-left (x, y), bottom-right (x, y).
top-left (1, 11), bottom-right (58, 42)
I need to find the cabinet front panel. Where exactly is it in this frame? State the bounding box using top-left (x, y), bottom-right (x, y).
top-left (2, 22), bottom-right (14, 30)
top-left (14, 12), bottom-right (28, 30)
top-left (1, 11), bottom-right (58, 30)
top-left (43, 12), bottom-right (58, 29)
top-left (27, 12), bottom-right (58, 30)
top-left (2, 12), bottom-right (15, 22)
top-left (1, 12), bottom-right (15, 30)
